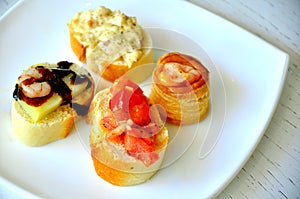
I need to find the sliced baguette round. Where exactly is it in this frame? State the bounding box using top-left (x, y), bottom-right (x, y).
top-left (11, 62), bottom-right (95, 146)
top-left (11, 102), bottom-right (75, 146)
top-left (87, 88), bottom-right (168, 186)
top-left (68, 6), bottom-right (154, 82)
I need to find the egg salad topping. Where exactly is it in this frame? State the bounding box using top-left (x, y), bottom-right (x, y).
top-left (69, 6), bottom-right (144, 67)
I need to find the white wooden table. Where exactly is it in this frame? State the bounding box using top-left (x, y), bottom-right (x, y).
top-left (188, 1), bottom-right (300, 198)
top-left (1, 0), bottom-right (299, 198)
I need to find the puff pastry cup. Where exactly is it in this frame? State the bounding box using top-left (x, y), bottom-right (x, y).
top-left (150, 52), bottom-right (210, 125)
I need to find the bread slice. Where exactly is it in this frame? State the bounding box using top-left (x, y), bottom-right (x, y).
top-left (11, 62), bottom-right (94, 146)
top-left (11, 101), bottom-right (75, 146)
top-left (87, 88), bottom-right (168, 186)
top-left (68, 6), bottom-right (154, 82)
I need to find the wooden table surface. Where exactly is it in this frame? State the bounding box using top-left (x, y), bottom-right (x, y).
top-left (1, 0), bottom-right (299, 198)
top-left (188, 1), bottom-right (300, 198)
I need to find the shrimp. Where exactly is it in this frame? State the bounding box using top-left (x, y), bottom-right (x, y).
top-left (162, 62), bottom-right (201, 84)
top-left (105, 119), bottom-right (133, 141)
top-left (18, 68), bottom-right (51, 98)
top-left (18, 68), bottom-right (41, 82)
top-left (21, 82), bottom-right (51, 98)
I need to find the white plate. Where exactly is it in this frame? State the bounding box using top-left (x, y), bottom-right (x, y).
top-left (0, 0), bottom-right (288, 198)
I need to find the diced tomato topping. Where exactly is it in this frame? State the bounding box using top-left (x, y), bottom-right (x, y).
top-left (124, 134), bottom-right (152, 153)
top-left (107, 132), bottom-right (125, 145)
top-left (101, 115), bottom-right (117, 131)
top-left (109, 78), bottom-right (151, 126)
top-left (124, 133), bottom-right (159, 166)
top-left (102, 115), bottom-right (124, 144)
top-left (129, 102), bottom-right (151, 126)
top-left (141, 136), bottom-right (156, 146)
top-left (103, 78), bottom-right (163, 166)
top-left (129, 91), bottom-right (148, 106)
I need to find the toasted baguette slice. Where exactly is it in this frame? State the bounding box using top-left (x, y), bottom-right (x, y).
top-left (87, 88), bottom-right (168, 186)
top-left (68, 6), bottom-right (154, 82)
top-left (11, 62), bottom-right (94, 146)
top-left (11, 102), bottom-right (75, 146)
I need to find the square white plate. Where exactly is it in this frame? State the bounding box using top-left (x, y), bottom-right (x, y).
top-left (0, 0), bottom-right (288, 198)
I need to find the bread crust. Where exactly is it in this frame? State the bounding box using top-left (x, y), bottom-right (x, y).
top-left (11, 62), bottom-right (94, 146)
top-left (11, 101), bottom-right (75, 146)
top-left (88, 88), bottom-right (168, 186)
top-left (69, 28), bottom-right (86, 62)
top-left (98, 45), bottom-right (153, 82)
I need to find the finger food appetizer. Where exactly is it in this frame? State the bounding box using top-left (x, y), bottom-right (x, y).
top-left (11, 61), bottom-right (95, 146)
top-left (87, 77), bottom-right (168, 186)
top-left (68, 6), bottom-right (153, 82)
top-left (150, 52), bottom-right (210, 125)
